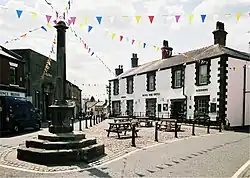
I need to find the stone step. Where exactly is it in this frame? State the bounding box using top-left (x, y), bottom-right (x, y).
top-left (17, 143), bottom-right (105, 165)
top-left (26, 138), bottom-right (97, 150)
top-left (38, 131), bottom-right (85, 142)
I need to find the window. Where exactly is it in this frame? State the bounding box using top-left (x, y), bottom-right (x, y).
top-left (197, 99), bottom-right (208, 113)
top-left (199, 64), bottom-right (208, 85)
top-left (127, 77), bottom-right (134, 94)
top-left (174, 70), bottom-right (182, 88)
top-left (10, 66), bottom-right (17, 85)
top-left (163, 104), bottom-right (168, 111)
top-left (126, 100), bottom-right (133, 116)
top-left (194, 96), bottom-right (209, 115)
top-left (147, 72), bottom-right (156, 91)
top-left (112, 101), bottom-right (120, 115)
top-left (113, 80), bottom-right (119, 95)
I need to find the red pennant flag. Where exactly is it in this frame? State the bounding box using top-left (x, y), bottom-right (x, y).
top-left (53, 20), bottom-right (57, 24)
top-left (132, 39), bottom-right (135, 45)
top-left (68, 19), bottom-right (72, 25)
top-left (148, 16), bottom-right (154, 23)
top-left (70, 17), bottom-right (76, 24)
top-left (120, 35), bottom-right (123, 41)
top-left (175, 15), bottom-right (181, 23)
top-left (46, 15), bottom-right (52, 23)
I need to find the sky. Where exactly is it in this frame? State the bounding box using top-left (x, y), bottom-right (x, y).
top-left (0, 0), bottom-right (250, 101)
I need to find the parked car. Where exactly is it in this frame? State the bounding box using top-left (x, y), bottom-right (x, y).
top-left (0, 96), bottom-right (41, 134)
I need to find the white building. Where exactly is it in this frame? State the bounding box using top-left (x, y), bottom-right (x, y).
top-left (109, 21), bottom-right (250, 128)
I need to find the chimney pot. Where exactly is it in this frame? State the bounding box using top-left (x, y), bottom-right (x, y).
top-left (161, 40), bottom-right (173, 59)
top-left (212, 21), bottom-right (227, 46)
top-left (131, 53), bottom-right (138, 68)
top-left (163, 40), bottom-right (169, 47)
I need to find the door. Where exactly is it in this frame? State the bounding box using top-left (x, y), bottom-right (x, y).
top-left (126, 100), bottom-right (133, 116)
top-left (146, 98), bottom-right (157, 117)
top-left (112, 101), bottom-right (121, 116)
top-left (171, 100), bottom-right (185, 119)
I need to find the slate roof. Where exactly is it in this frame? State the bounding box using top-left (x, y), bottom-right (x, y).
top-left (110, 44), bottom-right (250, 80)
top-left (0, 46), bottom-right (21, 61)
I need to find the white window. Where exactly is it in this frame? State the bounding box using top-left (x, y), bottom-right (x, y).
top-left (148, 75), bottom-right (155, 91)
top-left (127, 78), bottom-right (133, 94)
top-left (10, 66), bottom-right (17, 85)
top-left (174, 70), bottom-right (182, 87)
top-left (199, 65), bottom-right (208, 85)
top-left (197, 99), bottom-right (208, 113)
top-left (113, 80), bottom-right (119, 95)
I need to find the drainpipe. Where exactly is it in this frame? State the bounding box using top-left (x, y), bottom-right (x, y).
top-left (182, 63), bottom-right (188, 120)
top-left (242, 64), bottom-right (246, 126)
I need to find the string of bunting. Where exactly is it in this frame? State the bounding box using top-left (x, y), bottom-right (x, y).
top-left (67, 22), bottom-right (115, 76)
top-left (2, 25), bottom-right (49, 45)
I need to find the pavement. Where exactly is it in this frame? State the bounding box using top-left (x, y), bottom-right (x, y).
top-left (0, 129), bottom-right (248, 177)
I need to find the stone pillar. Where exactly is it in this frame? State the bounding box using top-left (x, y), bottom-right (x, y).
top-left (49, 21), bottom-right (74, 133)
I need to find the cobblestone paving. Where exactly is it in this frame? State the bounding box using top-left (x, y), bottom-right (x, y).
top-left (0, 119), bottom-right (219, 173)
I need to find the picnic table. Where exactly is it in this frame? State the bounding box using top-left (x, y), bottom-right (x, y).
top-left (157, 119), bottom-right (181, 131)
top-left (114, 117), bottom-right (132, 123)
top-left (135, 116), bottom-right (154, 127)
top-left (105, 121), bottom-right (139, 138)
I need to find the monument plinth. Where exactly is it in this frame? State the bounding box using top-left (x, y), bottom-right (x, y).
top-left (17, 21), bottom-right (105, 165)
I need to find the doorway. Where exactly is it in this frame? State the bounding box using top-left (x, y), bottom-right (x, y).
top-left (170, 99), bottom-right (185, 119)
top-left (146, 98), bottom-right (157, 117)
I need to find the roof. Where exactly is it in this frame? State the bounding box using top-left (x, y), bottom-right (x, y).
top-left (0, 46), bottom-right (22, 61)
top-left (110, 44), bottom-right (250, 80)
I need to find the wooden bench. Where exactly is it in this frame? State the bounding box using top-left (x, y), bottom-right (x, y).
top-left (135, 117), bottom-right (154, 127)
top-left (158, 119), bottom-right (181, 132)
top-left (105, 122), bottom-right (140, 138)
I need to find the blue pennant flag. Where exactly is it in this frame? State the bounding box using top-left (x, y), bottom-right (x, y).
top-left (96, 16), bottom-right (102, 24)
top-left (68, 0), bottom-right (71, 9)
top-left (41, 26), bottom-right (47, 31)
top-left (201, 14), bottom-right (206, 23)
top-left (91, 52), bottom-right (94, 56)
top-left (88, 25), bottom-right (93, 32)
top-left (143, 43), bottom-right (146, 48)
top-left (16, 10), bottom-right (23, 18)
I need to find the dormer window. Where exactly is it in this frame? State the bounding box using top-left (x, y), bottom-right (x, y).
top-left (147, 72), bottom-right (156, 91)
top-left (127, 77), bottom-right (134, 94)
top-left (113, 79), bottom-right (119, 95)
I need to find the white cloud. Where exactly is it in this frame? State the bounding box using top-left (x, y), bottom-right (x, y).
top-left (0, 0), bottom-right (249, 100)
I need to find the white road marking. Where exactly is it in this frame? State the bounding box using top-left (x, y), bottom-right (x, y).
top-left (0, 132), bottom-right (224, 174)
top-left (231, 159), bottom-right (250, 178)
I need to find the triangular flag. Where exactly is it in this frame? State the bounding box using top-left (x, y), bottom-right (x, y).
top-left (79, 23), bottom-right (84, 29)
top-left (65, 7), bottom-right (69, 14)
top-left (120, 35), bottom-right (123, 41)
top-left (135, 16), bottom-right (141, 24)
top-left (70, 17), bottom-right (76, 24)
top-left (132, 39), bottom-right (135, 45)
top-left (68, 0), bottom-right (71, 9)
top-left (175, 15), bottom-right (181, 23)
top-left (46, 15), bottom-right (52, 23)
top-left (41, 26), bottom-right (47, 31)
top-left (111, 33), bottom-right (116, 40)
top-left (225, 13), bottom-right (231, 18)
top-left (53, 20), bottom-right (57, 24)
top-left (46, 23), bottom-right (52, 28)
top-left (16, 10), bottom-right (23, 18)
top-left (68, 19), bottom-right (72, 25)
top-left (201, 14), bottom-right (206, 23)
top-left (122, 16), bottom-right (129, 22)
top-left (109, 16), bottom-right (115, 24)
top-left (148, 16), bottom-right (154, 23)
top-left (31, 12), bottom-right (37, 19)
top-left (88, 48), bottom-right (91, 53)
top-left (84, 16), bottom-right (88, 24)
top-left (188, 14), bottom-right (194, 23)
top-left (236, 13), bottom-right (241, 21)
top-left (20, 34), bottom-right (27, 38)
top-left (88, 26), bottom-right (93, 32)
top-left (91, 52), bottom-right (94, 56)
top-left (143, 43), bottom-right (146, 48)
top-left (138, 41), bottom-right (141, 47)
top-left (157, 47), bottom-right (160, 51)
top-left (96, 16), bottom-right (102, 24)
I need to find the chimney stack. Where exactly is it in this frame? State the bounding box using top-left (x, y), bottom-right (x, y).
top-left (115, 65), bottom-right (123, 76)
top-left (212, 21), bottom-right (228, 46)
top-left (131, 53), bottom-right (138, 68)
top-left (161, 40), bottom-right (173, 59)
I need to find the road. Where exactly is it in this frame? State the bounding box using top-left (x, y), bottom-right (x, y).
top-left (0, 126), bottom-right (249, 177)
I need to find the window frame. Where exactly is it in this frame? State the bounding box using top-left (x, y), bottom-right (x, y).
top-left (198, 64), bottom-right (208, 85)
top-left (9, 66), bottom-right (17, 85)
top-left (127, 77), bottom-right (134, 94)
top-left (174, 69), bottom-right (182, 88)
top-left (147, 72), bottom-right (156, 91)
top-left (113, 80), bottom-right (119, 95)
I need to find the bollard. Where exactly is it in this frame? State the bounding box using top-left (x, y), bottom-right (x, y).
top-left (192, 119), bottom-right (195, 136)
top-left (219, 119), bottom-right (222, 132)
top-left (174, 120), bottom-right (178, 138)
top-left (155, 121), bottom-right (158, 142)
top-left (131, 123), bottom-right (136, 147)
top-left (90, 116), bottom-right (92, 127)
top-left (93, 116), bottom-right (96, 125)
top-left (79, 116), bottom-right (82, 131)
top-left (207, 118), bottom-right (210, 134)
top-left (85, 116), bottom-right (88, 129)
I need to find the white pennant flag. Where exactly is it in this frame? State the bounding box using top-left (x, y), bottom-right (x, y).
top-left (109, 16), bottom-right (115, 24)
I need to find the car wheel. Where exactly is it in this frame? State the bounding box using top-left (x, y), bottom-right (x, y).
top-left (13, 124), bottom-right (20, 133)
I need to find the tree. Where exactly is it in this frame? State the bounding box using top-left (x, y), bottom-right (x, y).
top-left (90, 96), bottom-right (95, 102)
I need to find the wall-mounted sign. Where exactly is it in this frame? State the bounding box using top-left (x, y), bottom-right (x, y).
top-left (142, 93), bottom-right (160, 97)
top-left (196, 88), bottom-right (208, 92)
top-left (121, 96), bottom-right (126, 98)
top-left (0, 90), bottom-right (25, 98)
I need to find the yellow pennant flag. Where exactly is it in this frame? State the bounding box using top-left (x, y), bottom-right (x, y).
top-left (138, 41), bottom-right (141, 47)
top-left (122, 16), bottom-right (129, 22)
top-left (111, 33), bottom-right (116, 40)
top-left (236, 13), bottom-right (241, 21)
top-left (65, 7), bottom-right (69, 14)
top-left (79, 23), bottom-right (84, 29)
top-left (84, 16), bottom-right (88, 24)
top-left (135, 16), bottom-right (141, 24)
top-left (20, 34), bottom-right (27, 38)
top-left (225, 13), bottom-right (231, 18)
top-left (188, 14), bottom-right (194, 23)
top-left (46, 23), bottom-right (52, 28)
top-left (156, 47), bottom-right (160, 51)
top-left (31, 12), bottom-right (37, 19)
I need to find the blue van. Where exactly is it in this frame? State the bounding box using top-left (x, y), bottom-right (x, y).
top-left (0, 96), bottom-right (41, 134)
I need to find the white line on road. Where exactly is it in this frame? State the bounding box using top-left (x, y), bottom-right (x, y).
top-left (231, 159), bottom-right (250, 178)
top-left (0, 132), bottom-right (224, 174)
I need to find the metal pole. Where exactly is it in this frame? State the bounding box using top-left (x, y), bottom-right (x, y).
top-left (90, 116), bottom-right (92, 127)
top-left (79, 115), bottom-right (82, 131)
top-left (242, 64), bottom-right (246, 126)
top-left (175, 120), bottom-right (178, 138)
top-left (85, 116), bottom-right (88, 129)
top-left (207, 118), bottom-right (210, 134)
top-left (131, 124), bottom-right (136, 147)
top-left (155, 121), bottom-right (158, 142)
top-left (219, 118), bottom-right (222, 132)
top-left (192, 119), bottom-right (195, 136)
